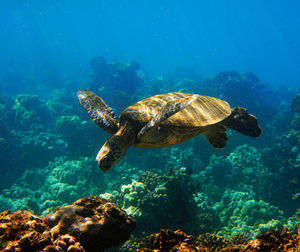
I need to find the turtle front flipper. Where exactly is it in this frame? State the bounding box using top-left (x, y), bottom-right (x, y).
top-left (222, 107), bottom-right (262, 137)
top-left (77, 90), bottom-right (119, 135)
top-left (203, 124), bottom-right (228, 148)
top-left (138, 95), bottom-right (199, 141)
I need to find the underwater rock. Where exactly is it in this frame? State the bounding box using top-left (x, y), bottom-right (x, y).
top-left (240, 228), bottom-right (300, 252)
top-left (171, 65), bottom-right (201, 84)
top-left (0, 156), bottom-right (108, 216)
top-left (11, 130), bottom-right (67, 168)
top-left (0, 197), bottom-right (136, 251)
top-left (55, 115), bottom-right (84, 147)
top-left (44, 196), bottom-right (136, 251)
top-left (136, 229), bottom-right (228, 251)
top-left (55, 114), bottom-right (105, 157)
top-left (89, 56), bottom-right (143, 93)
top-left (291, 93), bottom-right (300, 113)
top-left (198, 144), bottom-right (274, 202)
top-left (292, 117), bottom-right (300, 131)
top-left (44, 234), bottom-right (85, 252)
top-left (142, 229), bottom-right (195, 251)
top-left (46, 89), bottom-right (74, 116)
top-left (13, 93), bottom-right (51, 129)
top-left (196, 232), bottom-right (232, 251)
top-left (89, 56), bottom-right (143, 112)
top-left (202, 71), bottom-right (277, 122)
top-left (0, 210), bottom-right (53, 251)
top-left (260, 126), bottom-right (300, 210)
top-left (139, 76), bottom-right (173, 98)
top-left (137, 227), bottom-right (300, 252)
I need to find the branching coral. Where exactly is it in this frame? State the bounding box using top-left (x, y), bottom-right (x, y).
top-left (213, 189), bottom-right (285, 238)
top-left (101, 169), bottom-right (216, 236)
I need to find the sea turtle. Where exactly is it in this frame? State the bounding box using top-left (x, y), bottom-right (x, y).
top-left (77, 90), bottom-right (262, 171)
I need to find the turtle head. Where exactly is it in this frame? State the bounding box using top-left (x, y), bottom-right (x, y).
top-left (225, 107), bottom-right (262, 138)
top-left (96, 135), bottom-right (128, 172)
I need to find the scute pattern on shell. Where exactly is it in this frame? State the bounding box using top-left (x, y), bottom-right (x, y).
top-left (121, 92), bottom-right (231, 128)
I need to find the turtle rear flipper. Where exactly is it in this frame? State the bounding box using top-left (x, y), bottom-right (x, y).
top-left (77, 90), bottom-right (119, 135)
top-left (138, 95), bottom-right (199, 141)
top-left (203, 124), bottom-right (228, 148)
top-left (222, 107), bottom-right (262, 137)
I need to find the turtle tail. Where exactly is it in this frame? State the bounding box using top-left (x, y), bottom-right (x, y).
top-left (222, 107), bottom-right (262, 137)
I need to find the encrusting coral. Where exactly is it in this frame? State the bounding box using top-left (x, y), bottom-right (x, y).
top-left (0, 209), bottom-right (84, 251)
top-left (0, 196), bottom-right (136, 251)
top-left (44, 196), bottom-right (136, 251)
top-left (0, 210), bottom-right (50, 251)
top-left (136, 227), bottom-right (300, 251)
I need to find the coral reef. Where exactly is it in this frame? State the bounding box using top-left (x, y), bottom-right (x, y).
top-left (201, 72), bottom-right (283, 141)
top-left (46, 89), bottom-right (74, 116)
top-left (54, 114), bottom-right (103, 157)
top-left (197, 145), bottom-right (272, 200)
top-left (13, 93), bottom-right (51, 129)
top-left (258, 95), bottom-right (300, 210)
top-left (89, 56), bottom-right (144, 112)
top-left (0, 196), bottom-right (136, 251)
top-left (213, 189), bottom-right (285, 238)
top-left (0, 157), bottom-right (107, 215)
top-left (101, 168), bottom-right (217, 235)
top-left (0, 210), bottom-right (50, 251)
top-left (89, 56), bottom-right (143, 93)
top-left (291, 93), bottom-right (300, 113)
top-left (136, 227), bottom-right (300, 252)
top-left (0, 210), bottom-right (85, 252)
top-left (44, 196), bottom-right (136, 251)
top-left (0, 67), bottom-right (299, 251)
top-left (141, 229), bottom-right (195, 251)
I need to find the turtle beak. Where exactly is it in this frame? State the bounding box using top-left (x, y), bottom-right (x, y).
top-left (96, 145), bottom-right (113, 172)
top-left (96, 137), bottom-right (126, 172)
top-left (97, 156), bottom-right (112, 172)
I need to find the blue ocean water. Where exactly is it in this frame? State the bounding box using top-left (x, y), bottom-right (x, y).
top-left (0, 0), bottom-right (299, 250)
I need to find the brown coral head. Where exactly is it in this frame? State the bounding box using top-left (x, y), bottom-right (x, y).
top-left (44, 196), bottom-right (136, 251)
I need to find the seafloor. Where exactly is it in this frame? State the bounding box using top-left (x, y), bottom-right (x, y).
top-left (0, 58), bottom-right (299, 251)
